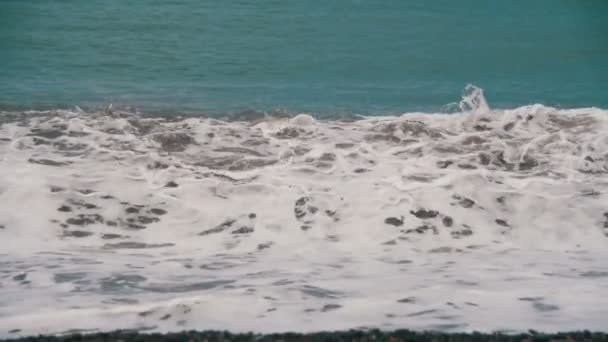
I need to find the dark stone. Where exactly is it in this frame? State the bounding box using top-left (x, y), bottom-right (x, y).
top-left (50, 186), bottom-right (64, 193)
top-left (248, 213), bottom-right (256, 219)
top-left (585, 156), bottom-right (595, 162)
top-left (442, 216), bottom-right (453, 227)
top-left (150, 208), bottom-right (167, 216)
top-left (231, 226), bottom-right (254, 234)
top-left (165, 181), bottom-right (179, 188)
top-left (384, 217), bottom-right (404, 227)
top-left (410, 209), bottom-right (439, 219)
top-left (436, 160), bottom-right (453, 169)
top-left (495, 219), bottom-right (510, 227)
top-left (125, 207), bottom-right (140, 214)
top-left (335, 143), bottom-right (355, 149)
top-left (300, 225), bottom-right (312, 231)
top-left (160, 314), bottom-right (171, 320)
top-left (58, 205), bottom-right (72, 212)
top-left (106, 221), bottom-right (118, 227)
top-left (496, 196), bottom-right (506, 205)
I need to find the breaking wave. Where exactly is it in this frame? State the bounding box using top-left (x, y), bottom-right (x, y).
top-left (1, 86), bottom-right (608, 336)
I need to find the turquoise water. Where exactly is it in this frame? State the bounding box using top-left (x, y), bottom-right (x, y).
top-left (1, 0), bottom-right (607, 115)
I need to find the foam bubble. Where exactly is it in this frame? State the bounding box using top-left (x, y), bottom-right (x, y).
top-left (1, 92), bottom-right (608, 336)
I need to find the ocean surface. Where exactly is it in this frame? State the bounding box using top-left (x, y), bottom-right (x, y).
top-left (1, 0), bottom-right (608, 114)
top-left (1, 0), bottom-right (608, 338)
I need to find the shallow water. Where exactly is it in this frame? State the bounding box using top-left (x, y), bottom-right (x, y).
top-left (1, 88), bottom-right (608, 336)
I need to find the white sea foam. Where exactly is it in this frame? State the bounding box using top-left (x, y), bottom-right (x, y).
top-left (1, 88), bottom-right (608, 336)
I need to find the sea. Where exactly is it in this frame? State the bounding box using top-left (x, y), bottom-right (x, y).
top-left (0, 0), bottom-right (608, 337)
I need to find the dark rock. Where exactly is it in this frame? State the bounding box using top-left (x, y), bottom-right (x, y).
top-left (585, 156), bottom-right (595, 162)
top-left (58, 205), bottom-right (72, 212)
top-left (384, 217), bottom-right (404, 227)
top-left (150, 208), bottom-right (167, 216)
top-left (354, 168), bottom-right (369, 173)
top-left (410, 209), bottom-right (438, 219)
top-left (300, 225), bottom-right (312, 231)
top-left (160, 314), bottom-right (171, 320)
top-left (442, 216), bottom-right (454, 227)
top-left (165, 181), bottom-right (179, 188)
top-left (125, 207), bottom-right (140, 214)
top-left (496, 196), bottom-right (506, 205)
top-left (50, 186), bottom-right (64, 193)
top-left (248, 213), bottom-right (256, 219)
top-left (106, 221), bottom-right (118, 227)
